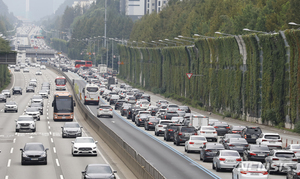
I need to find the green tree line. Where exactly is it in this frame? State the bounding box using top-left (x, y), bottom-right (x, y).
top-left (0, 37), bottom-right (12, 91)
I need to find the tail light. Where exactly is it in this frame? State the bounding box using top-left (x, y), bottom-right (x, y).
top-left (249, 153), bottom-right (257, 156)
top-left (262, 171), bottom-right (268, 175)
top-left (297, 172), bottom-right (300, 176)
top-left (214, 126), bottom-right (218, 128)
top-left (294, 151), bottom-right (298, 153)
top-left (164, 116), bottom-right (166, 119)
top-left (292, 159), bottom-right (298, 161)
top-left (203, 142), bottom-right (206, 145)
top-left (140, 104), bottom-right (142, 107)
top-left (200, 131), bottom-right (205, 133)
top-left (148, 122), bottom-right (153, 125)
top-left (85, 96), bottom-right (87, 99)
top-left (244, 135), bottom-right (247, 139)
top-left (245, 145), bottom-right (249, 147)
top-left (178, 132), bottom-right (182, 136)
top-left (98, 96), bottom-right (100, 100)
top-left (99, 109), bottom-right (103, 110)
top-left (168, 129), bottom-right (173, 132)
top-left (226, 126), bottom-right (230, 129)
top-left (194, 133), bottom-right (198, 135)
top-left (272, 158), bottom-right (279, 160)
top-left (219, 158), bottom-right (225, 161)
top-left (278, 139), bottom-right (282, 142)
top-left (213, 132), bottom-right (217, 134)
top-left (205, 149), bottom-right (212, 152)
top-left (262, 139), bottom-right (267, 142)
top-left (189, 142), bottom-right (194, 144)
top-left (139, 119), bottom-right (142, 121)
top-left (228, 144), bottom-right (235, 147)
top-left (116, 103), bottom-right (119, 105)
top-left (129, 111), bottom-right (131, 114)
top-left (152, 111), bottom-right (155, 112)
top-left (236, 158), bottom-right (242, 161)
top-left (241, 171), bottom-right (268, 175)
top-left (109, 109), bottom-right (112, 111)
top-left (158, 125), bottom-right (163, 127)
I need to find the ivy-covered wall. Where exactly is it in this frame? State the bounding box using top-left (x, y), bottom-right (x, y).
top-left (118, 30), bottom-right (300, 127)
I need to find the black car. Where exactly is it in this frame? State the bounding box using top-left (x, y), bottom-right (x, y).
top-left (144, 117), bottom-right (160, 130)
top-left (243, 144), bottom-right (270, 162)
top-left (114, 100), bottom-right (126, 110)
top-left (134, 92), bottom-right (144, 99)
top-left (200, 143), bottom-right (225, 162)
top-left (228, 126), bottom-right (246, 134)
top-left (82, 164), bottom-right (117, 179)
top-left (241, 126), bottom-right (262, 144)
top-left (213, 122), bottom-right (230, 136)
top-left (164, 123), bottom-right (183, 141)
top-left (0, 94), bottom-right (6, 102)
top-left (173, 126), bottom-right (197, 146)
top-left (131, 108), bottom-right (143, 122)
top-left (12, 86), bottom-right (22, 95)
top-left (140, 94), bottom-right (150, 102)
top-left (223, 138), bottom-right (248, 154)
top-left (287, 163), bottom-right (300, 179)
top-left (20, 143), bottom-right (48, 165)
top-left (61, 122), bottom-right (83, 138)
top-left (120, 104), bottom-right (131, 116)
top-left (135, 112), bottom-right (151, 126)
top-left (148, 106), bottom-right (159, 116)
top-left (163, 111), bottom-right (180, 120)
top-left (26, 86), bottom-right (35, 93)
top-left (179, 106), bottom-right (191, 113)
top-left (219, 134), bottom-right (242, 146)
top-left (125, 106), bottom-right (138, 119)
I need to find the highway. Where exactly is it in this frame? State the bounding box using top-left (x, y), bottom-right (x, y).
top-left (0, 26), bottom-right (135, 179)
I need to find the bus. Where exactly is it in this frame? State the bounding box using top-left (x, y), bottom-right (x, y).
top-left (52, 91), bottom-right (75, 121)
top-left (75, 60), bottom-right (92, 68)
top-left (55, 76), bottom-right (67, 91)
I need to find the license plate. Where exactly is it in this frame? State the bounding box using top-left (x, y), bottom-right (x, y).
top-left (91, 98), bottom-right (94, 100)
top-left (62, 117), bottom-right (66, 119)
top-left (269, 141), bottom-right (276, 143)
top-left (250, 173), bottom-right (259, 175)
top-left (226, 160), bottom-right (235, 163)
top-left (31, 158), bottom-right (38, 160)
top-left (251, 136), bottom-right (257, 139)
top-left (258, 154), bottom-right (265, 156)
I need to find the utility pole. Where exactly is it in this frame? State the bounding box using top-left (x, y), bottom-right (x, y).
top-left (106, 40), bottom-right (108, 67)
top-left (112, 39), bottom-right (113, 70)
top-left (104, 0), bottom-right (107, 47)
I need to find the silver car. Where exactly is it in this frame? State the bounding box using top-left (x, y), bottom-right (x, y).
top-left (97, 105), bottom-right (113, 118)
top-left (39, 90), bottom-right (48, 98)
top-left (4, 101), bottom-right (18, 113)
top-left (0, 94), bottom-right (7, 102)
top-left (24, 107), bottom-right (40, 121)
top-left (213, 150), bottom-right (242, 172)
top-left (61, 122), bottom-right (82, 138)
top-left (31, 95), bottom-right (44, 106)
top-left (15, 115), bottom-right (36, 132)
top-left (265, 150), bottom-right (298, 174)
top-left (2, 90), bottom-right (11, 98)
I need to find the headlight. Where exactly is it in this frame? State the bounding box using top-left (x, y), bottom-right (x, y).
top-left (23, 153), bottom-right (28, 157)
top-left (40, 153), bottom-right (46, 157)
top-left (74, 147), bottom-right (78, 149)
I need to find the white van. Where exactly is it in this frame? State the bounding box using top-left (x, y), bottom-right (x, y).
top-left (82, 83), bottom-right (100, 105)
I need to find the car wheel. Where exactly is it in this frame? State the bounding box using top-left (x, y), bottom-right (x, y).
top-left (186, 147), bottom-right (190, 153)
top-left (21, 160), bottom-right (25, 165)
top-left (16, 129), bottom-right (19, 132)
top-left (62, 135), bottom-right (65, 138)
top-left (16, 110), bottom-right (18, 113)
top-left (32, 128), bottom-right (36, 132)
top-left (216, 164), bottom-right (221, 172)
top-left (163, 136), bottom-right (166, 140)
top-left (176, 140), bottom-right (180, 146)
top-left (4, 110), bottom-right (6, 113)
top-left (212, 162), bottom-right (216, 170)
top-left (44, 159), bottom-right (47, 165)
top-left (110, 115), bottom-right (113, 118)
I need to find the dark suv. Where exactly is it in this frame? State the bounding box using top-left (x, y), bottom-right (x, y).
top-left (114, 100), bottom-right (126, 110)
top-left (164, 123), bottom-right (183, 141)
top-left (241, 126), bottom-right (262, 144)
top-left (12, 86), bottom-right (22, 95)
top-left (213, 122), bottom-right (230, 136)
top-left (163, 111), bottom-right (180, 120)
top-left (173, 126), bottom-right (197, 146)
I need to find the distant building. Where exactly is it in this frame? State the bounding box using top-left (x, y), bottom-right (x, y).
top-left (120, 0), bottom-right (169, 21)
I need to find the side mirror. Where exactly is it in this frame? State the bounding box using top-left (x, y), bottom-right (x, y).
top-left (95, 141), bottom-right (98, 144)
top-left (71, 141), bottom-right (74, 144)
top-left (20, 148), bottom-right (23, 151)
top-left (113, 171), bottom-right (117, 173)
top-left (81, 171), bottom-right (86, 174)
top-left (45, 148), bottom-right (49, 151)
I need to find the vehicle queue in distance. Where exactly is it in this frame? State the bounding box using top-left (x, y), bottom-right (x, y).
top-left (2, 52), bottom-right (117, 179)
top-left (68, 64), bottom-right (300, 179)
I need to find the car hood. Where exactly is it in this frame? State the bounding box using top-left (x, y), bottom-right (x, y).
top-left (24, 150), bottom-right (45, 156)
top-left (84, 173), bottom-right (114, 179)
top-left (6, 105), bottom-right (16, 107)
top-left (73, 143), bottom-right (96, 148)
top-left (17, 121), bottom-right (34, 124)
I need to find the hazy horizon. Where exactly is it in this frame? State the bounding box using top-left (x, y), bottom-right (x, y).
top-left (3, 0), bottom-right (65, 21)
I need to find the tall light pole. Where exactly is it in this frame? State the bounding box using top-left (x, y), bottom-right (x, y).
top-left (194, 34), bottom-right (213, 38)
top-left (288, 22), bottom-right (300, 29)
top-left (110, 38), bottom-right (114, 70)
top-left (243, 28), bottom-right (268, 34)
top-left (215, 32), bottom-right (235, 36)
top-left (174, 37), bottom-right (194, 44)
top-left (104, 0), bottom-right (107, 47)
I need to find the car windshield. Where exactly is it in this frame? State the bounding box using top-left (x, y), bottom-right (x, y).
top-left (190, 136), bottom-right (206, 141)
top-left (275, 152), bottom-right (295, 158)
top-left (201, 127), bottom-right (214, 130)
top-left (24, 144), bottom-right (44, 151)
top-left (181, 127), bottom-right (195, 132)
top-left (86, 165), bottom-right (112, 174)
top-left (75, 138), bottom-right (94, 143)
top-left (26, 107), bottom-right (39, 112)
top-left (221, 151), bottom-right (240, 156)
top-left (160, 121), bottom-right (173, 124)
top-left (169, 105), bottom-right (179, 108)
top-left (87, 87), bottom-right (98, 92)
top-left (149, 118), bottom-right (160, 122)
top-left (14, 87), bottom-right (21, 90)
top-left (64, 123), bottom-right (80, 128)
top-left (232, 126), bottom-right (245, 130)
top-left (246, 128), bottom-right (262, 134)
top-left (265, 135), bottom-right (280, 139)
top-left (18, 116), bottom-right (34, 121)
top-left (229, 138), bottom-right (247, 143)
top-left (32, 95), bottom-right (42, 99)
top-left (6, 102), bottom-right (16, 105)
top-left (250, 145), bottom-right (269, 151)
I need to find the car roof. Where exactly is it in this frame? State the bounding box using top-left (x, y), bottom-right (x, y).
top-left (262, 133), bottom-right (280, 135)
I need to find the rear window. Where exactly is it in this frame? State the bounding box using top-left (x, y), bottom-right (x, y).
top-left (265, 135), bottom-right (280, 139)
top-left (190, 136), bottom-right (206, 141)
top-left (231, 126), bottom-right (245, 130)
top-left (221, 151), bottom-right (240, 157)
top-left (201, 127), bottom-right (214, 130)
top-left (206, 144), bottom-right (224, 149)
top-left (149, 118), bottom-right (159, 122)
top-left (169, 105), bottom-right (179, 108)
top-left (181, 127), bottom-right (195, 133)
top-left (246, 128), bottom-right (262, 134)
top-left (161, 121), bottom-right (173, 124)
top-left (87, 87), bottom-right (98, 92)
top-left (275, 152), bottom-right (295, 158)
top-left (99, 106), bottom-right (112, 109)
top-left (250, 145), bottom-right (269, 151)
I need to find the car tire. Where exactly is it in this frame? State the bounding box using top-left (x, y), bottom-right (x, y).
top-left (176, 140), bottom-right (180, 146)
top-left (155, 131), bottom-right (158, 136)
top-left (21, 160), bottom-right (25, 165)
top-left (110, 115), bottom-right (113, 118)
top-left (32, 128), bottom-right (36, 132)
top-left (16, 110), bottom-right (18, 113)
top-left (212, 162), bottom-right (216, 170)
top-left (44, 159), bottom-right (47, 165)
top-left (216, 164), bottom-right (221, 172)
top-left (16, 129), bottom-right (19, 132)
top-left (186, 147), bottom-right (190, 153)
top-left (4, 110), bottom-right (6, 113)
top-left (164, 136), bottom-right (166, 140)
top-left (203, 156), bottom-right (207, 162)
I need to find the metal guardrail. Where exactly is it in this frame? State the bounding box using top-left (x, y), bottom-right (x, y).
top-left (47, 65), bottom-right (165, 179)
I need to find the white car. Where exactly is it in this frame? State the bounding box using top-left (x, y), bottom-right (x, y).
top-left (15, 115), bottom-right (36, 132)
top-left (97, 105), bottom-right (113, 118)
top-left (154, 120), bottom-right (174, 136)
top-left (40, 65), bottom-right (46, 70)
top-left (39, 90), bottom-right (48, 98)
top-left (256, 133), bottom-right (282, 149)
top-left (35, 71), bottom-right (42, 75)
top-left (139, 100), bottom-right (151, 110)
top-left (4, 101), bottom-right (18, 113)
top-left (184, 135), bottom-right (207, 153)
top-left (198, 126), bottom-right (218, 142)
top-left (71, 137), bottom-right (97, 156)
top-left (232, 161), bottom-right (268, 179)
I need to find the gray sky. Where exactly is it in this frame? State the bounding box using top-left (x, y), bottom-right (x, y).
top-left (3, 0), bottom-right (65, 21)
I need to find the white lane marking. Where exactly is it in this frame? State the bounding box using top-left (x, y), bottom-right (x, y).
top-left (10, 148), bottom-right (13, 154)
top-left (60, 175), bottom-right (64, 179)
top-left (48, 126), bottom-right (51, 129)
top-left (13, 138), bottom-right (16, 143)
top-left (5, 176), bottom-right (8, 179)
top-left (56, 159), bottom-right (60, 166)
top-left (53, 147), bottom-right (56, 153)
top-left (47, 113), bottom-right (48, 115)
top-left (47, 117), bottom-right (49, 119)
top-left (49, 131), bottom-right (52, 135)
top-left (7, 159), bottom-right (11, 167)
top-left (51, 138), bottom-right (53, 143)
top-left (48, 121), bottom-right (50, 124)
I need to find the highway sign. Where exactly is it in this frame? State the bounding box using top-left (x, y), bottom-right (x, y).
top-left (186, 73), bottom-right (193, 79)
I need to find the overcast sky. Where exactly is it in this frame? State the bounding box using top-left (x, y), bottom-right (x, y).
top-left (3, 0), bottom-right (65, 21)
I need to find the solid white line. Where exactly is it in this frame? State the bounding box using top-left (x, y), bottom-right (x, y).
top-left (53, 147), bottom-right (56, 153)
top-left (7, 159), bottom-right (11, 167)
top-left (56, 159), bottom-right (60, 166)
top-left (13, 138), bottom-right (16, 143)
top-left (5, 176), bottom-right (8, 179)
top-left (10, 148), bottom-right (13, 154)
top-left (60, 175), bottom-right (64, 179)
top-left (51, 138), bottom-right (53, 143)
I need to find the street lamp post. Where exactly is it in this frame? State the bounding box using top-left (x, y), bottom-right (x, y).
top-left (243, 28), bottom-right (268, 34)
top-left (159, 40), bottom-right (175, 46)
top-left (174, 37), bottom-right (194, 44)
top-left (215, 32), bottom-right (235, 36)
